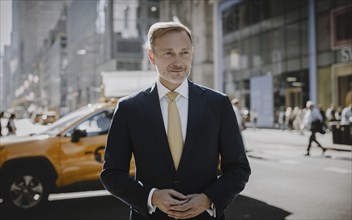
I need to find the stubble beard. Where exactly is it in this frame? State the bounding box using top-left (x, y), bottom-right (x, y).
top-left (158, 66), bottom-right (192, 85)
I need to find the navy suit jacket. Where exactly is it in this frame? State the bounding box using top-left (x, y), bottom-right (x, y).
top-left (101, 80), bottom-right (251, 219)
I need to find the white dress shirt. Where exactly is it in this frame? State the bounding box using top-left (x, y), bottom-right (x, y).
top-left (147, 79), bottom-right (215, 217)
top-left (157, 79), bottom-right (189, 142)
top-left (303, 107), bottom-right (323, 130)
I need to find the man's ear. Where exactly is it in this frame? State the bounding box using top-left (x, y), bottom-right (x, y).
top-left (148, 50), bottom-right (156, 65)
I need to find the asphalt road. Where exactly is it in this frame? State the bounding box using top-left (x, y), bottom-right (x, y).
top-left (242, 128), bottom-right (351, 220)
top-left (0, 192), bottom-right (291, 220)
top-left (1, 128), bottom-right (351, 220)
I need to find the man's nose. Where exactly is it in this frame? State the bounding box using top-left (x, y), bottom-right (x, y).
top-left (172, 55), bottom-right (183, 66)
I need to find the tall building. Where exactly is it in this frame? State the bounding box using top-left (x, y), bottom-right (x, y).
top-left (38, 7), bottom-right (68, 113)
top-left (2, 0), bottom-right (159, 113)
top-left (217, 0), bottom-right (352, 127)
top-left (65, 0), bottom-right (159, 110)
top-left (3, 0), bottom-right (66, 113)
top-left (160, 0), bottom-right (215, 88)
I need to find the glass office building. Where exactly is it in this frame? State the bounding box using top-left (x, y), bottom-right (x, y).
top-left (220, 0), bottom-right (352, 127)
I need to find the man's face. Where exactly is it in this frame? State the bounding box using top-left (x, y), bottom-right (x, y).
top-left (148, 30), bottom-right (194, 90)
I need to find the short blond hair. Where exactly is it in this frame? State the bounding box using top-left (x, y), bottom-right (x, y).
top-left (147, 22), bottom-right (192, 50)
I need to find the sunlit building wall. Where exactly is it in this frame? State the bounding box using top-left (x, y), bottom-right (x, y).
top-left (39, 11), bottom-right (67, 113)
top-left (160, 0), bottom-right (215, 88)
top-left (65, 0), bottom-right (159, 110)
top-left (3, 0), bottom-right (66, 113)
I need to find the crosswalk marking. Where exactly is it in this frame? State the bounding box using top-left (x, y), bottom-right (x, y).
top-left (48, 190), bottom-right (110, 201)
top-left (323, 167), bottom-right (352, 174)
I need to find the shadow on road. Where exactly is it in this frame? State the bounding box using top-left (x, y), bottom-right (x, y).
top-left (227, 195), bottom-right (291, 220)
top-left (1, 196), bottom-right (129, 220)
top-left (1, 194), bottom-right (291, 220)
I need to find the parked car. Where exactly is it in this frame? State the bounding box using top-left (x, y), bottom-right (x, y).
top-left (0, 101), bottom-right (135, 211)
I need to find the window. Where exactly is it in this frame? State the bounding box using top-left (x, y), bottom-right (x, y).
top-left (75, 111), bottom-right (113, 137)
top-left (117, 41), bottom-right (141, 53)
top-left (331, 5), bottom-right (352, 49)
top-left (286, 23), bottom-right (300, 59)
top-left (272, 27), bottom-right (285, 61)
top-left (223, 5), bottom-right (239, 35)
top-left (124, 5), bottom-right (129, 28)
top-left (251, 36), bottom-right (261, 67)
top-left (261, 31), bottom-right (272, 65)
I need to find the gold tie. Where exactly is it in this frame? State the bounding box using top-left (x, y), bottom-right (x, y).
top-left (167, 91), bottom-right (183, 170)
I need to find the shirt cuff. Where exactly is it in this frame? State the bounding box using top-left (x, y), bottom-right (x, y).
top-left (206, 202), bottom-right (216, 217)
top-left (147, 188), bottom-right (157, 214)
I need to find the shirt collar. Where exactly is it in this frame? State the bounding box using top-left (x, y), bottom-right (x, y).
top-left (157, 79), bottom-right (189, 100)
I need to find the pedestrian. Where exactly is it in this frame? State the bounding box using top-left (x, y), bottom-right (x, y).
top-left (251, 109), bottom-right (258, 129)
top-left (231, 98), bottom-right (245, 131)
top-left (6, 113), bottom-right (17, 136)
top-left (292, 107), bottom-right (302, 131)
top-left (303, 101), bottom-right (327, 156)
top-left (278, 106), bottom-right (286, 130)
top-left (101, 21), bottom-right (251, 220)
top-left (285, 107), bottom-right (293, 130)
top-left (326, 103), bottom-right (337, 122)
top-left (318, 104), bottom-right (327, 131)
top-left (340, 104), bottom-right (352, 125)
top-left (0, 111), bottom-right (4, 137)
top-left (335, 106), bottom-right (342, 121)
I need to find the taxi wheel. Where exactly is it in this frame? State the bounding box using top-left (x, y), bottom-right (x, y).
top-left (2, 168), bottom-right (52, 212)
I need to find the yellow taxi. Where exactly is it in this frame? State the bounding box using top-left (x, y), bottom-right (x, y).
top-left (0, 102), bottom-right (135, 211)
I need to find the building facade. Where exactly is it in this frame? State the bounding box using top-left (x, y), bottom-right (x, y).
top-left (2, 0), bottom-right (66, 114)
top-left (160, 0), bottom-right (215, 88)
top-left (218, 0), bottom-right (352, 127)
top-left (65, 0), bottom-right (159, 110)
top-left (2, 0), bottom-right (351, 124)
top-left (39, 9), bottom-right (68, 113)
top-left (2, 0), bottom-right (160, 112)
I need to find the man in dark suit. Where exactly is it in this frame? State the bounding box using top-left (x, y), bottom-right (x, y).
top-left (101, 21), bottom-right (251, 219)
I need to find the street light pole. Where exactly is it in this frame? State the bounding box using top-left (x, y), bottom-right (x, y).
top-left (308, 0), bottom-right (318, 105)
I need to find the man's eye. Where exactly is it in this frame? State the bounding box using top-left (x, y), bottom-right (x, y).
top-left (165, 52), bottom-right (173, 55)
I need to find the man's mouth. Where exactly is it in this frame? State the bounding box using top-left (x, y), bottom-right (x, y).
top-left (169, 69), bottom-right (184, 72)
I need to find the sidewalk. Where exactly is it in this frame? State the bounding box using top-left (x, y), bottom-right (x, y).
top-left (242, 128), bottom-right (351, 152)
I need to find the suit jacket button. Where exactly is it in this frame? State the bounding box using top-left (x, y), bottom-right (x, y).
top-left (174, 180), bottom-right (179, 185)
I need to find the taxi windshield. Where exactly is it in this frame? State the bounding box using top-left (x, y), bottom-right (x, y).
top-left (43, 106), bottom-right (95, 135)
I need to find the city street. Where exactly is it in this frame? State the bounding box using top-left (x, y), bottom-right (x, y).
top-left (1, 127), bottom-right (351, 220)
top-left (1, 0), bottom-right (352, 219)
top-left (242, 128), bottom-right (351, 220)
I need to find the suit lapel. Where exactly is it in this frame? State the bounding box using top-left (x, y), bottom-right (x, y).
top-left (142, 84), bottom-right (176, 173)
top-left (178, 81), bottom-right (206, 172)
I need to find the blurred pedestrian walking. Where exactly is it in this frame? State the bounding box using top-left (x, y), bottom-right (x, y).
top-left (0, 111), bottom-right (4, 137)
top-left (251, 109), bottom-right (258, 130)
top-left (6, 113), bottom-right (17, 136)
top-left (278, 106), bottom-right (286, 130)
top-left (232, 98), bottom-right (245, 131)
top-left (303, 101), bottom-right (326, 156)
top-left (318, 104), bottom-right (327, 132)
top-left (340, 104), bottom-right (352, 125)
top-left (285, 107), bottom-right (294, 130)
top-left (326, 103), bottom-right (337, 122)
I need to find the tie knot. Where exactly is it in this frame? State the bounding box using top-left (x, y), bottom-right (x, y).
top-left (167, 91), bottom-right (179, 102)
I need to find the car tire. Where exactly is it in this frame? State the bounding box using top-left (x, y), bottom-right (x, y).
top-left (1, 167), bottom-right (53, 212)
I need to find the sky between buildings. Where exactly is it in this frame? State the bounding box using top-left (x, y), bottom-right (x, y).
top-left (0, 0), bottom-right (12, 55)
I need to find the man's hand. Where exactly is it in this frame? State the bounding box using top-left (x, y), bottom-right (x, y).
top-left (167, 193), bottom-right (211, 219)
top-left (151, 189), bottom-right (188, 215)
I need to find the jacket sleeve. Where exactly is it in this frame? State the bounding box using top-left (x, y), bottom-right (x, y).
top-left (100, 100), bottom-right (152, 218)
top-left (203, 96), bottom-right (251, 216)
